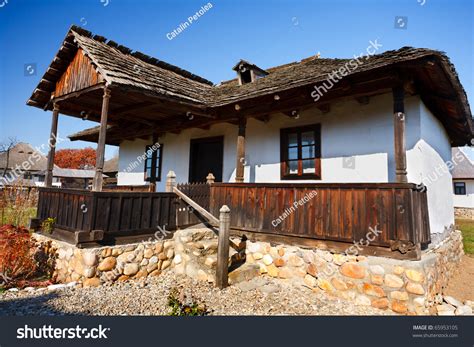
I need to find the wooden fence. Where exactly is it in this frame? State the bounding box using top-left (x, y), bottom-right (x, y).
top-left (175, 182), bottom-right (211, 227)
top-left (209, 183), bottom-right (430, 250)
top-left (36, 182), bottom-right (431, 256)
top-left (102, 185), bottom-right (150, 192)
top-left (37, 187), bottom-right (177, 243)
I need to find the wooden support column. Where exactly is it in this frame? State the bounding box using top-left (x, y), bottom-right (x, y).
top-left (149, 133), bottom-right (158, 192)
top-left (235, 117), bottom-right (247, 183)
top-left (216, 205), bottom-right (230, 289)
top-left (92, 87), bottom-right (111, 191)
top-left (393, 86), bottom-right (407, 183)
top-left (45, 102), bottom-right (60, 187)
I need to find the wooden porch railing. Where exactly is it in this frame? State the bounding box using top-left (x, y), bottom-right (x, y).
top-left (175, 182), bottom-right (211, 227)
top-left (209, 183), bottom-right (430, 255)
top-left (102, 185), bottom-right (150, 192)
top-left (36, 187), bottom-right (177, 244)
top-left (35, 181), bottom-right (431, 260)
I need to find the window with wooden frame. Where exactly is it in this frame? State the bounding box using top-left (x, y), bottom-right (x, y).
top-left (454, 182), bottom-right (466, 195)
top-left (280, 124), bottom-right (321, 179)
top-left (144, 144), bottom-right (163, 182)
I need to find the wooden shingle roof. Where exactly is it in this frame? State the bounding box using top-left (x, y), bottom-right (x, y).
top-left (29, 26), bottom-right (473, 146)
top-left (27, 25), bottom-right (213, 109)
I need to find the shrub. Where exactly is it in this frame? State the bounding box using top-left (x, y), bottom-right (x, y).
top-left (0, 225), bottom-right (38, 287)
top-left (167, 287), bottom-right (208, 316)
top-left (41, 217), bottom-right (56, 234)
top-left (0, 184), bottom-right (38, 227)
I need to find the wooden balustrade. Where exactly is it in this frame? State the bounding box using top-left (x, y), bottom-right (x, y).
top-left (36, 181), bottom-right (431, 260)
top-left (209, 183), bottom-right (430, 258)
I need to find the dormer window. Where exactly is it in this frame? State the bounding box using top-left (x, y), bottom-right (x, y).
top-left (233, 60), bottom-right (268, 85)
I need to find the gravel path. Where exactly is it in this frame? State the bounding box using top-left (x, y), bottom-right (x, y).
top-left (0, 272), bottom-right (392, 316)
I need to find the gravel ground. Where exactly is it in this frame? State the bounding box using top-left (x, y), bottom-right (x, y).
top-left (0, 272), bottom-right (392, 316)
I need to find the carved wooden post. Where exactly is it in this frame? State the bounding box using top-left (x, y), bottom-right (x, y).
top-left (166, 170), bottom-right (176, 192)
top-left (216, 205), bottom-right (230, 289)
top-left (149, 133), bottom-right (159, 192)
top-left (393, 86), bottom-right (407, 183)
top-left (92, 87), bottom-right (111, 191)
top-left (45, 102), bottom-right (60, 187)
top-left (206, 173), bottom-right (215, 185)
top-left (235, 117), bottom-right (247, 183)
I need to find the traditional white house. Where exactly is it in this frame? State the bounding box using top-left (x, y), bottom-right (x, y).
top-left (28, 26), bottom-right (473, 250)
top-left (452, 148), bottom-right (474, 209)
top-left (0, 142), bottom-right (97, 189)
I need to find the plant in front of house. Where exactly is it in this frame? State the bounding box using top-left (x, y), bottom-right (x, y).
top-left (41, 217), bottom-right (56, 234)
top-left (167, 287), bottom-right (208, 316)
top-left (0, 224), bottom-right (54, 289)
top-left (0, 183), bottom-right (38, 227)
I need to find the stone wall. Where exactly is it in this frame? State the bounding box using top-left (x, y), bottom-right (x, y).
top-left (454, 207), bottom-right (473, 219)
top-left (33, 234), bottom-right (175, 287)
top-left (170, 228), bottom-right (464, 315)
top-left (34, 228), bottom-right (463, 315)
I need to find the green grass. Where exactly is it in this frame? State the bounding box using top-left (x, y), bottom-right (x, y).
top-left (456, 218), bottom-right (474, 256)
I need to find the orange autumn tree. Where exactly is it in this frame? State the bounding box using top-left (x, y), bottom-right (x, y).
top-left (54, 148), bottom-right (96, 169)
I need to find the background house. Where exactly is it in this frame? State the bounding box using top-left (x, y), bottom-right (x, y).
top-left (0, 142), bottom-right (60, 187)
top-left (452, 148), bottom-right (474, 209)
top-left (0, 142), bottom-right (96, 189)
top-left (46, 167), bottom-right (96, 189)
top-left (103, 156), bottom-right (119, 185)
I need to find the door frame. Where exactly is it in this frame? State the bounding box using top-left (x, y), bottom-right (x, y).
top-left (188, 136), bottom-right (224, 183)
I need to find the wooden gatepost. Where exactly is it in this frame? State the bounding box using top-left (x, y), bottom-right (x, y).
top-left (216, 205), bottom-right (230, 289)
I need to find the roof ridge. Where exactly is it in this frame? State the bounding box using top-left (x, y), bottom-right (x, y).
top-left (69, 25), bottom-right (214, 86)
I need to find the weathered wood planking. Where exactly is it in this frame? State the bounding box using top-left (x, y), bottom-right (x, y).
top-left (55, 48), bottom-right (104, 98)
top-left (209, 183), bottom-right (431, 249)
top-left (37, 188), bottom-right (177, 241)
top-left (175, 183), bottom-right (211, 227)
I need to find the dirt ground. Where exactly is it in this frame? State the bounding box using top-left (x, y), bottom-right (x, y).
top-left (444, 255), bottom-right (474, 303)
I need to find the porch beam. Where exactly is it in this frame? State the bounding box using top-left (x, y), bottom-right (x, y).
top-left (45, 102), bottom-right (60, 187)
top-left (393, 86), bottom-right (408, 183)
top-left (92, 87), bottom-right (111, 191)
top-left (52, 83), bottom-right (106, 104)
top-left (235, 117), bottom-right (247, 183)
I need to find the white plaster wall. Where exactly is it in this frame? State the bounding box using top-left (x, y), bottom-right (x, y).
top-left (406, 102), bottom-right (455, 235)
top-left (241, 93), bottom-right (421, 184)
top-left (118, 124), bottom-right (238, 191)
top-left (453, 179), bottom-right (474, 208)
top-left (117, 138), bottom-right (150, 186)
top-left (118, 94), bottom-right (413, 188)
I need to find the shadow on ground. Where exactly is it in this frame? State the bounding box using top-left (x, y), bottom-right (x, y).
top-left (0, 291), bottom-right (82, 316)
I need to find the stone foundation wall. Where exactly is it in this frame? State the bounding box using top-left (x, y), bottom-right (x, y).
top-left (454, 207), bottom-right (473, 219)
top-left (34, 228), bottom-right (463, 315)
top-left (170, 229), bottom-right (464, 315)
top-left (33, 234), bottom-right (175, 287)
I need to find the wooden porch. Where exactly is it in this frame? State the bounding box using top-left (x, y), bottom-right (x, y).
top-left (34, 181), bottom-right (430, 259)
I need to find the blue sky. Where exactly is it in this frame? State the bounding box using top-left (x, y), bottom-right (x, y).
top-left (0, 0), bottom-right (472, 160)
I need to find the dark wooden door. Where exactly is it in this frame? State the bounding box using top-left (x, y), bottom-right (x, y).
top-left (189, 136), bottom-right (224, 183)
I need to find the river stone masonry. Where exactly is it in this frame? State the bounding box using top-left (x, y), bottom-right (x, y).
top-left (33, 228), bottom-right (464, 315)
top-left (33, 234), bottom-right (175, 286)
top-left (171, 228), bottom-right (464, 315)
top-left (454, 207), bottom-right (473, 219)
